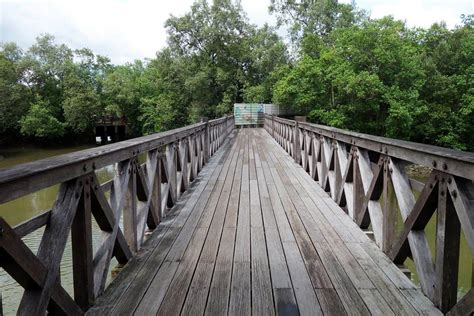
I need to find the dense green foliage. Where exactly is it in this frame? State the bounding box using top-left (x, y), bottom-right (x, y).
top-left (0, 0), bottom-right (472, 151)
top-left (0, 0), bottom-right (287, 142)
top-left (273, 8), bottom-right (473, 150)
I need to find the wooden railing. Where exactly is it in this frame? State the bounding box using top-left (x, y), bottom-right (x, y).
top-left (265, 114), bottom-right (474, 314)
top-left (0, 115), bottom-right (234, 315)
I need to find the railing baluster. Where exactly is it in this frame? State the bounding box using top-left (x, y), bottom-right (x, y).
top-left (146, 149), bottom-right (161, 226)
top-left (435, 175), bottom-right (461, 312)
top-left (124, 159), bottom-right (138, 253)
top-left (71, 177), bottom-right (94, 310)
top-left (381, 159), bottom-right (396, 253)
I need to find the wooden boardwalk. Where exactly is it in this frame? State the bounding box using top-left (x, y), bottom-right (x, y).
top-left (88, 128), bottom-right (440, 315)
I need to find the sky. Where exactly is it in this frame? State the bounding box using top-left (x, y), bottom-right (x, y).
top-left (0, 0), bottom-right (472, 64)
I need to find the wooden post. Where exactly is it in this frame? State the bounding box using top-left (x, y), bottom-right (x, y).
top-left (146, 149), bottom-right (161, 224)
top-left (71, 181), bottom-right (94, 311)
top-left (353, 152), bottom-right (366, 227)
top-left (271, 115), bottom-right (275, 138)
top-left (435, 176), bottom-right (461, 312)
top-left (293, 121), bottom-right (301, 164)
top-left (201, 117), bottom-right (209, 164)
top-left (123, 162), bottom-right (138, 253)
top-left (293, 116), bottom-right (306, 164)
top-left (382, 159), bottom-right (396, 253)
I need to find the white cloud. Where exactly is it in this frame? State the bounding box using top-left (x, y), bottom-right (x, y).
top-left (0, 0), bottom-right (472, 64)
top-left (1, 0), bottom-right (199, 63)
top-left (345, 0), bottom-right (472, 28)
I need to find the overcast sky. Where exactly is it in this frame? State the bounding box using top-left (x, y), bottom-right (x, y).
top-left (1, 0), bottom-right (472, 64)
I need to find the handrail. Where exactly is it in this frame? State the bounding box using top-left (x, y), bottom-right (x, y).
top-left (264, 114), bottom-right (474, 314)
top-left (0, 123), bottom-right (206, 204)
top-left (0, 115), bottom-right (234, 314)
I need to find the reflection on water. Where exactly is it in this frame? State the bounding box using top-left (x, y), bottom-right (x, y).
top-left (0, 145), bottom-right (118, 315)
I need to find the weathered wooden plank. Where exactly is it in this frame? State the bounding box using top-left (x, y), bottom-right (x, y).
top-left (205, 228), bottom-right (236, 315)
top-left (316, 241), bottom-right (370, 315)
top-left (255, 143), bottom-right (298, 314)
top-left (401, 288), bottom-right (443, 315)
top-left (13, 210), bottom-right (51, 238)
top-left (155, 227), bottom-right (208, 315)
top-left (259, 137), bottom-right (315, 315)
top-left (359, 288), bottom-right (394, 315)
top-left (181, 136), bottom-right (240, 315)
top-left (268, 165), bottom-right (334, 289)
top-left (248, 131), bottom-right (274, 316)
top-left (335, 143), bottom-right (354, 217)
top-left (274, 288), bottom-right (299, 315)
top-left (346, 242), bottom-right (419, 314)
top-left (229, 130), bottom-right (251, 316)
top-left (262, 156), bottom-right (323, 314)
top-left (251, 226), bottom-right (275, 315)
top-left (315, 289), bottom-right (347, 316)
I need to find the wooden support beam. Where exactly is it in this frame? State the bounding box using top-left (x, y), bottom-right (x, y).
top-left (447, 177), bottom-right (474, 257)
top-left (435, 176), bottom-right (461, 313)
top-left (123, 161), bottom-right (138, 253)
top-left (390, 158), bottom-right (436, 301)
top-left (71, 180), bottom-right (95, 311)
top-left (202, 117), bottom-right (210, 163)
top-left (355, 149), bottom-right (383, 245)
top-left (0, 218), bottom-right (83, 315)
top-left (389, 172), bottom-right (438, 263)
top-left (293, 122), bottom-right (301, 164)
top-left (382, 160), bottom-right (396, 253)
top-left (19, 178), bottom-right (83, 315)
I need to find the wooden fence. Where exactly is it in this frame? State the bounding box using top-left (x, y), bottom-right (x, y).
top-left (0, 115), bottom-right (234, 315)
top-left (264, 114), bottom-right (474, 314)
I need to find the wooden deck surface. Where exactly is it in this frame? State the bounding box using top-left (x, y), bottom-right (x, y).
top-left (87, 128), bottom-right (441, 315)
